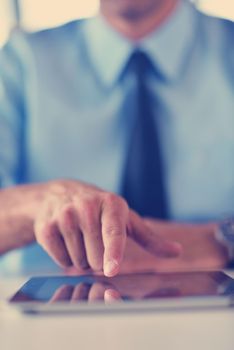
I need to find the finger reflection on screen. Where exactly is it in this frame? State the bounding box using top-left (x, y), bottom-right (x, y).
top-left (71, 283), bottom-right (90, 301)
top-left (104, 289), bottom-right (122, 303)
top-left (15, 271), bottom-right (230, 305)
top-left (49, 282), bottom-right (122, 304)
top-left (50, 285), bottom-right (74, 303)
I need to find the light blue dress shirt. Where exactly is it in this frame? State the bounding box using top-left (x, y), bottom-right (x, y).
top-left (0, 0), bottom-right (234, 274)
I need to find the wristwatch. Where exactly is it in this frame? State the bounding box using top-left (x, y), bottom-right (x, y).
top-left (216, 218), bottom-right (234, 268)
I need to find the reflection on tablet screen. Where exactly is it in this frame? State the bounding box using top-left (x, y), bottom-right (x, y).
top-left (10, 271), bottom-right (234, 304)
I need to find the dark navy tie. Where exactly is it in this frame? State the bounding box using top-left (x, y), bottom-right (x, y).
top-left (121, 51), bottom-right (168, 219)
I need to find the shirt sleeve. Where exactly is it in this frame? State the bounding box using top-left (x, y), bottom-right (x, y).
top-left (0, 32), bottom-right (26, 188)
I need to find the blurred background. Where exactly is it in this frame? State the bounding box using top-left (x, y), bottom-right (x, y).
top-left (0, 0), bottom-right (234, 47)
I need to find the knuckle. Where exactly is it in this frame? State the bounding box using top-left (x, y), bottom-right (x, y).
top-left (60, 205), bottom-right (75, 230)
top-left (104, 193), bottom-right (128, 212)
top-left (104, 192), bottom-right (118, 206)
top-left (79, 198), bottom-right (99, 228)
top-left (37, 222), bottom-right (57, 245)
top-left (62, 205), bottom-right (74, 220)
top-left (117, 197), bottom-right (129, 212)
top-left (105, 225), bottom-right (122, 238)
top-left (79, 198), bottom-right (97, 216)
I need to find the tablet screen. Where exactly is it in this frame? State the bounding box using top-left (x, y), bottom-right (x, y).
top-left (10, 271), bottom-right (234, 304)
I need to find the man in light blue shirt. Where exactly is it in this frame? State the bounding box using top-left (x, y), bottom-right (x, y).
top-left (0, 0), bottom-right (233, 275)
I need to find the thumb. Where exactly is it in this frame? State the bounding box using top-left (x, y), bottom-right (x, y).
top-left (128, 211), bottom-right (182, 258)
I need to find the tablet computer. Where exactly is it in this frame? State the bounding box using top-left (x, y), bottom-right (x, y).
top-left (8, 271), bottom-right (234, 314)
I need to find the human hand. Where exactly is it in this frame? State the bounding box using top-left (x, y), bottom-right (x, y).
top-left (34, 180), bottom-right (181, 277)
top-left (141, 219), bottom-right (229, 272)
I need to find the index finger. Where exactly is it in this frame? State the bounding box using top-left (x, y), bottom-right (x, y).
top-left (101, 194), bottom-right (128, 277)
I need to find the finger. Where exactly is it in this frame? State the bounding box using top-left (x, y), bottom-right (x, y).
top-left (129, 211), bottom-right (182, 258)
top-left (104, 289), bottom-right (122, 303)
top-left (58, 206), bottom-right (89, 270)
top-left (35, 221), bottom-right (72, 267)
top-left (77, 199), bottom-right (104, 271)
top-left (50, 285), bottom-right (74, 303)
top-left (101, 194), bottom-right (128, 277)
top-left (71, 283), bottom-right (91, 302)
top-left (88, 283), bottom-right (107, 302)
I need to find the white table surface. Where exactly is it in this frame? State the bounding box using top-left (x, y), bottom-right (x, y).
top-left (1, 274), bottom-right (234, 350)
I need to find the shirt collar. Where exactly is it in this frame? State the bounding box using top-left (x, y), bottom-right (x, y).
top-left (82, 0), bottom-right (198, 86)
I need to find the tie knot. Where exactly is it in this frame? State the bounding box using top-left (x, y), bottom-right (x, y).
top-left (127, 50), bottom-right (154, 76)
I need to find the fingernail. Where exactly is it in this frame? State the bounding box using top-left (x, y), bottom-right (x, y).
top-left (104, 259), bottom-right (119, 277)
